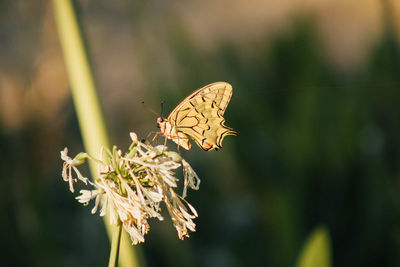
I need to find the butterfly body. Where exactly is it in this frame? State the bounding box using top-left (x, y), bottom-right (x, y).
top-left (157, 82), bottom-right (237, 151)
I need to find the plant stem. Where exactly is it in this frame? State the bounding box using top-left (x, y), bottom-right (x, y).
top-left (52, 0), bottom-right (141, 266)
top-left (109, 220), bottom-right (123, 267)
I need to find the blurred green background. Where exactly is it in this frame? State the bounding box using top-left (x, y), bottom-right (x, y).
top-left (1, 0), bottom-right (400, 266)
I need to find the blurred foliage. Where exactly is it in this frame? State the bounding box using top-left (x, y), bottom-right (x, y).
top-left (296, 226), bottom-right (331, 267)
top-left (0, 1), bottom-right (400, 267)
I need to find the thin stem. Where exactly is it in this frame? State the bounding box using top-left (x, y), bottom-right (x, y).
top-left (108, 220), bottom-right (123, 267)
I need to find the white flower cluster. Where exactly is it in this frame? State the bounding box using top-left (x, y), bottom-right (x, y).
top-left (60, 132), bottom-right (200, 244)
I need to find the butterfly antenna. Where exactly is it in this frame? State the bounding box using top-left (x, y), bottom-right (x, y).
top-left (141, 101), bottom-right (160, 118)
top-left (160, 100), bottom-right (165, 118)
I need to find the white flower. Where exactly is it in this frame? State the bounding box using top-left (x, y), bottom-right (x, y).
top-left (60, 132), bottom-right (201, 244)
top-left (60, 148), bottom-right (91, 193)
top-left (182, 159), bottom-right (200, 198)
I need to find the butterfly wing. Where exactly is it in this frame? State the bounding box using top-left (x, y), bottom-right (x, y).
top-left (166, 82), bottom-right (237, 151)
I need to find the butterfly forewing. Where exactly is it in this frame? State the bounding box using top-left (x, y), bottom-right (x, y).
top-left (160, 82), bottom-right (237, 151)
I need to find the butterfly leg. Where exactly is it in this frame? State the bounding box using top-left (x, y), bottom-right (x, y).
top-left (162, 135), bottom-right (170, 151)
top-left (175, 133), bottom-right (182, 154)
top-left (178, 136), bottom-right (183, 153)
top-left (146, 131), bottom-right (158, 141)
top-left (150, 131), bottom-right (163, 146)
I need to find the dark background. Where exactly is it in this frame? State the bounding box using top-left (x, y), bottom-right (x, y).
top-left (1, 0), bottom-right (399, 266)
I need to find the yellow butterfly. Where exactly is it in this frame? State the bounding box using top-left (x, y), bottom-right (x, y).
top-left (157, 82), bottom-right (237, 151)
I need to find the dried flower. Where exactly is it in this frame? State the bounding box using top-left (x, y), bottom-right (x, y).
top-left (60, 132), bottom-right (200, 244)
top-left (61, 148), bottom-right (91, 193)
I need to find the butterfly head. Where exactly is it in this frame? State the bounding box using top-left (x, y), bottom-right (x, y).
top-left (157, 117), bottom-right (166, 131)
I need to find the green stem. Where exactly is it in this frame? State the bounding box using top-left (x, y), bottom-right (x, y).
top-left (52, 0), bottom-right (141, 266)
top-left (108, 220), bottom-right (123, 267)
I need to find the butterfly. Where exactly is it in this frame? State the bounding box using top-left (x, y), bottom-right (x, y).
top-left (157, 82), bottom-right (237, 151)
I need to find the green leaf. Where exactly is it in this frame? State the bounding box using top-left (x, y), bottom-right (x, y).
top-left (296, 226), bottom-right (332, 267)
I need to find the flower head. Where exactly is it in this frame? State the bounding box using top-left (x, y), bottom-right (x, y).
top-left (60, 133), bottom-right (200, 244)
